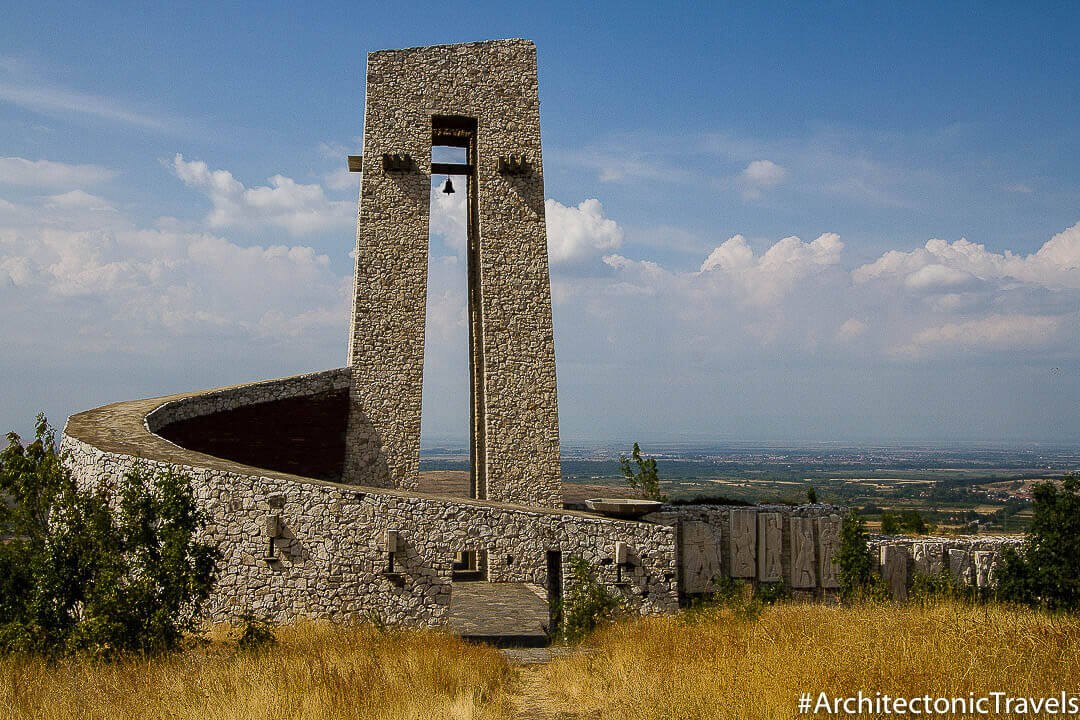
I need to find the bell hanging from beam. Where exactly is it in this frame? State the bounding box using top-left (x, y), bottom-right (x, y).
top-left (442, 176), bottom-right (455, 194)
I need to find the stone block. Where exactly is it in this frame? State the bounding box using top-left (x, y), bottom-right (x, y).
top-left (729, 509), bottom-right (757, 579)
top-left (881, 545), bottom-right (909, 601)
top-left (789, 516), bottom-right (816, 589)
top-left (948, 548), bottom-right (973, 586)
top-left (680, 520), bottom-right (722, 593)
top-left (912, 542), bottom-right (945, 576)
top-left (974, 550), bottom-right (998, 588)
top-left (757, 512), bottom-right (783, 582)
top-left (817, 515), bottom-right (841, 590)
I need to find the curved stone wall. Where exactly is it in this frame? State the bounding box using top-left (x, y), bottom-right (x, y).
top-left (61, 369), bottom-right (678, 626)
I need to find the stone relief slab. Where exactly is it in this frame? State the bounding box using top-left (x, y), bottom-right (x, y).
top-left (789, 516), bottom-right (816, 589)
top-left (757, 512), bottom-right (783, 582)
top-left (974, 550), bottom-right (998, 588)
top-left (729, 509), bottom-right (757, 578)
top-left (881, 545), bottom-right (909, 601)
top-left (681, 521), bottom-right (723, 594)
top-left (948, 548), bottom-right (973, 586)
top-left (912, 542), bottom-right (945, 576)
top-left (817, 515), bottom-right (841, 589)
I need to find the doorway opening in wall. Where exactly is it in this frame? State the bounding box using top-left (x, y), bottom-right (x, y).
top-left (453, 549), bottom-right (486, 581)
top-left (421, 115), bottom-right (485, 502)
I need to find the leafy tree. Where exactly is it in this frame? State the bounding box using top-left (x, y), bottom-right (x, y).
top-left (880, 511), bottom-right (901, 535)
top-left (806, 487), bottom-right (818, 504)
top-left (618, 443), bottom-right (666, 502)
top-left (0, 415), bottom-right (220, 657)
top-left (899, 509), bottom-right (928, 535)
top-left (996, 473), bottom-right (1080, 612)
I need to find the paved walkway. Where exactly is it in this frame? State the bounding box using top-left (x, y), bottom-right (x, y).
top-left (446, 581), bottom-right (550, 647)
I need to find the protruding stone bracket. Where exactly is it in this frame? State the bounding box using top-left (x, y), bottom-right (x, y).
top-left (347, 155), bottom-right (363, 173)
top-left (381, 153), bottom-right (414, 172)
top-left (497, 154), bottom-right (530, 175)
top-left (262, 513), bottom-right (282, 563)
top-left (613, 540), bottom-right (634, 584)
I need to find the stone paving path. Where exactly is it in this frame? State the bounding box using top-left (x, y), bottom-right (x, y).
top-left (446, 581), bottom-right (550, 647)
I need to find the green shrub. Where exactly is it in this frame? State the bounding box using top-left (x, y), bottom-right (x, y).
top-left (0, 415), bottom-right (220, 657)
top-left (753, 581), bottom-right (792, 605)
top-left (996, 473), bottom-right (1080, 612)
top-left (558, 557), bottom-right (626, 643)
top-left (232, 613), bottom-right (277, 651)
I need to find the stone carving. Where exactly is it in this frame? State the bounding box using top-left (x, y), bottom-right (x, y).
top-left (974, 550), bottom-right (998, 588)
top-left (789, 516), bottom-right (816, 589)
top-left (948, 548), bottom-right (973, 586)
top-left (729, 509), bottom-right (757, 578)
top-left (881, 545), bottom-right (909, 601)
top-left (343, 39), bottom-right (561, 508)
top-left (912, 542), bottom-right (945, 576)
top-left (757, 512), bottom-right (783, 582)
top-left (681, 521), bottom-right (723, 594)
top-left (816, 515), bottom-right (841, 589)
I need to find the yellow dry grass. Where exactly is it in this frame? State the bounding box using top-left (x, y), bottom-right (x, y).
top-left (0, 621), bottom-right (514, 720)
top-left (539, 601), bottom-right (1080, 719)
top-left (2, 603), bottom-right (1078, 720)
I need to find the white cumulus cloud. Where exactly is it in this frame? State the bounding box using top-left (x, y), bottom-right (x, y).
top-left (853, 223), bottom-right (1080, 290)
top-left (699, 232), bottom-right (845, 305)
top-left (738, 159), bottom-right (787, 199)
top-left (545, 198), bottom-right (623, 264)
top-left (171, 153), bottom-right (353, 236)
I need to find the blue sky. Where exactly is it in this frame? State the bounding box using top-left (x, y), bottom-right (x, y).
top-left (1, 2), bottom-right (1079, 445)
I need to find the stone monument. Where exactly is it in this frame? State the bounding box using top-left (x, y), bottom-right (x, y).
top-left (342, 40), bottom-right (562, 508)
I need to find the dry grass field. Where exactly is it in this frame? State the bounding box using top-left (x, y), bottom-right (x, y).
top-left (2, 602), bottom-right (1078, 719)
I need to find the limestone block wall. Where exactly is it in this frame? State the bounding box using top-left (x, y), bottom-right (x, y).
top-left (61, 373), bottom-right (674, 626)
top-left (344, 39), bottom-right (561, 508)
top-left (647, 505), bottom-right (846, 596)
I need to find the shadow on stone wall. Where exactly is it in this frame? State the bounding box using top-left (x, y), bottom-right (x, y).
top-left (156, 390), bottom-right (350, 481)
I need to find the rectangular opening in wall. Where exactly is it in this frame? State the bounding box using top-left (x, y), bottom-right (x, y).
top-left (420, 142), bottom-right (472, 497)
top-left (452, 549), bottom-right (486, 581)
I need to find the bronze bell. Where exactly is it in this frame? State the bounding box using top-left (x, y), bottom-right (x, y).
top-left (442, 177), bottom-right (455, 194)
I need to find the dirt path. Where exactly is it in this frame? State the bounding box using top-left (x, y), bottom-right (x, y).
top-left (501, 647), bottom-right (583, 719)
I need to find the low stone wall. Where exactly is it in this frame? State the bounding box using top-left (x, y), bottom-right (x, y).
top-left (870, 534), bottom-right (1023, 600)
top-left (61, 370), bottom-right (679, 626)
top-left (648, 505), bottom-right (846, 597)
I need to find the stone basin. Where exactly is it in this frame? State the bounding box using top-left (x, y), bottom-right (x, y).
top-left (585, 498), bottom-right (664, 519)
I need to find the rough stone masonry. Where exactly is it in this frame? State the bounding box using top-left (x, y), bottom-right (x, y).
top-left (343, 39), bottom-right (562, 509)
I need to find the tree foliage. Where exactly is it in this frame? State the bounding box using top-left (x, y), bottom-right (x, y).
top-left (619, 443), bottom-right (666, 502)
top-left (835, 508), bottom-right (889, 601)
top-left (995, 473), bottom-right (1080, 612)
top-left (0, 415), bottom-right (220, 657)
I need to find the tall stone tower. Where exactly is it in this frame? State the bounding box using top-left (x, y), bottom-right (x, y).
top-left (343, 39), bottom-right (562, 508)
